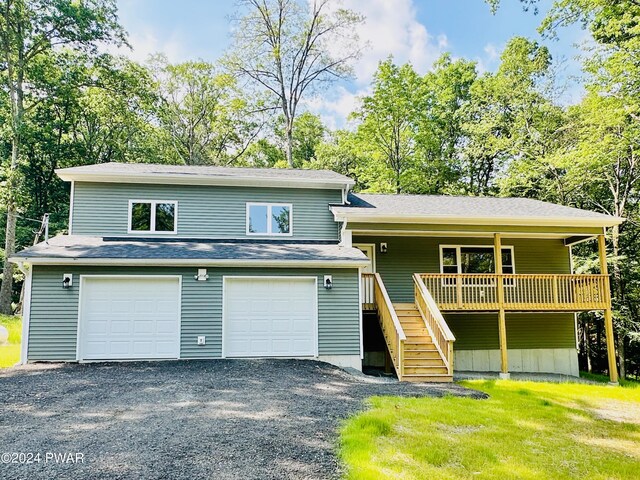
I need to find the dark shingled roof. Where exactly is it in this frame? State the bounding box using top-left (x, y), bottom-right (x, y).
top-left (331, 193), bottom-right (621, 224)
top-left (56, 162), bottom-right (353, 184)
top-left (12, 236), bottom-right (368, 264)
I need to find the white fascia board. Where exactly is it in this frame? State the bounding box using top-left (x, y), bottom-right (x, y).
top-left (331, 210), bottom-right (624, 228)
top-left (56, 171), bottom-right (355, 191)
top-left (11, 257), bottom-right (369, 268)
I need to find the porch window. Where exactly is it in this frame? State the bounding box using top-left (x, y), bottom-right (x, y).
top-left (440, 245), bottom-right (515, 284)
top-left (129, 200), bottom-right (177, 234)
top-left (246, 203), bottom-right (292, 236)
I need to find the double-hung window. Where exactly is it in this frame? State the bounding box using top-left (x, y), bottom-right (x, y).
top-left (440, 245), bottom-right (515, 285)
top-left (129, 200), bottom-right (177, 234)
top-left (246, 203), bottom-right (292, 236)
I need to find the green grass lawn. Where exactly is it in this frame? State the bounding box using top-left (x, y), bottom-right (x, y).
top-left (0, 315), bottom-right (21, 368)
top-left (340, 379), bottom-right (640, 479)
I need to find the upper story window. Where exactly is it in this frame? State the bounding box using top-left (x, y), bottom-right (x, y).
top-left (440, 245), bottom-right (515, 274)
top-left (246, 203), bottom-right (292, 236)
top-left (129, 200), bottom-right (177, 234)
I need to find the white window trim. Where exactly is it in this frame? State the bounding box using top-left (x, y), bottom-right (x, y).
top-left (128, 200), bottom-right (178, 235)
top-left (439, 244), bottom-right (516, 287)
top-left (246, 202), bottom-right (293, 237)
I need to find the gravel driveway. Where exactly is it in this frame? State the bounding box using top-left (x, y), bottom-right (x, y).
top-left (0, 360), bottom-right (483, 479)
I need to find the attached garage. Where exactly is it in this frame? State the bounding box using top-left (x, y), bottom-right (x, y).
top-left (223, 277), bottom-right (317, 358)
top-left (78, 276), bottom-right (181, 360)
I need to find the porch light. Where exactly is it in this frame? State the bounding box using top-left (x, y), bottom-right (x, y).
top-left (323, 275), bottom-right (333, 290)
top-left (195, 268), bottom-right (209, 281)
top-left (62, 274), bottom-right (73, 289)
top-left (380, 243), bottom-right (388, 254)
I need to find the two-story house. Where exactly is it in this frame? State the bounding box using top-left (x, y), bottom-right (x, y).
top-left (11, 163), bottom-right (623, 383)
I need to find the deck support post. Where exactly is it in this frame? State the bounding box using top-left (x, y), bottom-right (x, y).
top-left (598, 232), bottom-right (619, 384)
top-left (494, 233), bottom-right (509, 379)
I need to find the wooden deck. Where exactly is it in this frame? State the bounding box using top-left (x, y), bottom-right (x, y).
top-left (362, 272), bottom-right (610, 313)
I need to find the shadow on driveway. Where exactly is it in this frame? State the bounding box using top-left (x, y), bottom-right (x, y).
top-left (0, 359), bottom-right (484, 480)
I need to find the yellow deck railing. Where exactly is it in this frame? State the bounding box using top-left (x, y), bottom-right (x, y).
top-left (372, 273), bottom-right (406, 379)
top-left (361, 273), bottom-right (376, 310)
top-left (413, 274), bottom-right (455, 375)
top-left (417, 273), bottom-right (610, 311)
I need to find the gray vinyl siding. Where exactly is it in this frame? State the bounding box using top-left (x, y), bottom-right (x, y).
top-left (445, 312), bottom-right (576, 350)
top-left (353, 235), bottom-right (572, 303)
top-left (71, 182), bottom-right (342, 240)
top-left (27, 265), bottom-right (359, 361)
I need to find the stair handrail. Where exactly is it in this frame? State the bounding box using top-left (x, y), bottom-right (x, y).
top-left (413, 273), bottom-right (456, 374)
top-left (373, 273), bottom-right (406, 379)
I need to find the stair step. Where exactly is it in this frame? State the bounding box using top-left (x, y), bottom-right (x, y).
top-left (406, 336), bottom-right (433, 343)
top-left (403, 358), bottom-right (445, 367)
top-left (399, 318), bottom-right (424, 324)
top-left (393, 303), bottom-right (416, 309)
top-left (404, 341), bottom-right (436, 347)
top-left (404, 351), bottom-right (442, 359)
top-left (402, 374), bottom-right (453, 383)
top-left (402, 329), bottom-right (430, 336)
top-left (404, 365), bottom-right (449, 375)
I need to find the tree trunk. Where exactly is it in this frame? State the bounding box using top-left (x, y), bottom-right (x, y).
top-left (0, 204), bottom-right (16, 314)
top-left (285, 121), bottom-right (294, 168)
top-left (0, 136), bottom-right (19, 314)
top-left (618, 333), bottom-right (626, 380)
top-left (0, 14), bottom-right (25, 315)
top-left (583, 316), bottom-right (592, 373)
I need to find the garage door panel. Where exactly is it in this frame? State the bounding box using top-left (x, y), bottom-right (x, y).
top-left (225, 278), bottom-right (316, 358)
top-left (80, 277), bottom-right (180, 360)
top-left (111, 320), bottom-right (132, 335)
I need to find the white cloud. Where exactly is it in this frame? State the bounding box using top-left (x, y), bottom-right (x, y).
top-left (484, 43), bottom-right (500, 62)
top-left (308, 0), bottom-right (447, 128)
top-left (106, 27), bottom-right (190, 64)
top-left (342, 0), bottom-right (448, 85)
top-left (304, 85), bottom-right (368, 130)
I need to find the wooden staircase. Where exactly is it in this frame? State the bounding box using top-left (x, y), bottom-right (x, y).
top-left (394, 303), bottom-right (453, 382)
top-left (364, 272), bottom-right (456, 383)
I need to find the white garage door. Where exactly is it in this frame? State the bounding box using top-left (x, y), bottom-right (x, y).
top-left (79, 277), bottom-right (180, 360)
top-left (224, 277), bottom-right (317, 357)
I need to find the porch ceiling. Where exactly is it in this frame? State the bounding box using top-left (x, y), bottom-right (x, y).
top-left (348, 222), bottom-right (601, 241)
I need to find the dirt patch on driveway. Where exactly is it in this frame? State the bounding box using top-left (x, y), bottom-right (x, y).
top-left (0, 360), bottom-right (483, 480)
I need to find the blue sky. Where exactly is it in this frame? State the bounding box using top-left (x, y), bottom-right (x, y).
top-left (114, 0), bottom-right (588, 128)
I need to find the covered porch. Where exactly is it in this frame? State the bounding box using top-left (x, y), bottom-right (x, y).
top-left (331, 192), bottom-right (622, 383)
top-left (354, 232), bottom-right (617, 383)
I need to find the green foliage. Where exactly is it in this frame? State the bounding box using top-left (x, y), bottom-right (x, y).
top-left (151, 55), bottom-right (265, 165)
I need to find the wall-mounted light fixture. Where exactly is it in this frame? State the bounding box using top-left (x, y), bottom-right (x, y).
top-left (62, 273), bottom-right (73, 289)
top-left (380, 243), bottom-right (388, 254)
top-left (194, 268), bottom-right (209, 281)
top-left (323, 275), bottom-right (333, 290)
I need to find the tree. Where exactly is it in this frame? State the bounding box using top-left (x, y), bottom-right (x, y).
top-left (151, 56), bottom-right (265, 165)
top-left (418, 54), bottom-right (477, 193)
top-left (310, 130), bottom-right (364, 186)
top-left (489, 0), bottom-right (640, 379)
top-left (226, 0), bottom-right (363, 167)
top-left (0, 0), bottom-right (125, 314)
top-left (354, 59), bottom-right (422, 193)
top-left (461, 37), bottom-right (552, 195)
top-left (273, 111), bottom-right (325, 167)
top-left (74, 55), bottom-right (163, 165)
top-left (547, 92), bottom-right (640, 379)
